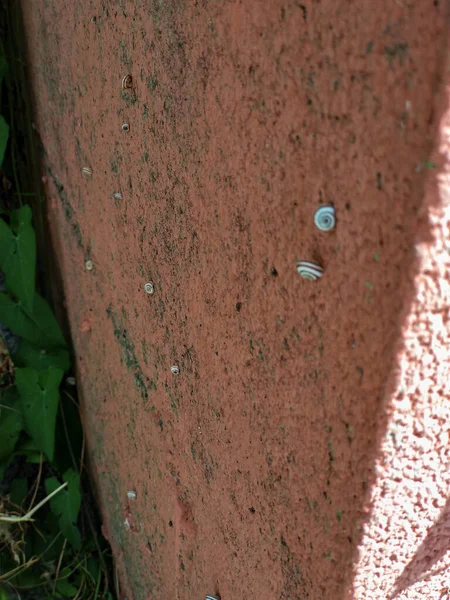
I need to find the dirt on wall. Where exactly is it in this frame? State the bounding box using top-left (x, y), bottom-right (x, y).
top-left (19, 1), bottom-right (448, 599)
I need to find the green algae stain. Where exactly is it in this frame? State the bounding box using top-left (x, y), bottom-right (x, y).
top-left (106, 304), bottom-right (148, 401)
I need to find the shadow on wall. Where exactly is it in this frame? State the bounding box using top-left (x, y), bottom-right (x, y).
top-left (390, 495), bottom-right (450, 597)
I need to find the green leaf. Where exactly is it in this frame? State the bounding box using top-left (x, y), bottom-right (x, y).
top-left (56, 576), bottom-right (78, 598)
top-left (16, 367), bottom-right (63, 461)
top-left (13, 341), bottom-right (70, 372)
top-left (0, 292), bottom-right (66, 348)
top-left (0, 206), bottom-right (36, 311)
top-left (0, 586), bottom-right (12, 600)
top-left (0, 115), bottom-right (9, 167)
top-left (26, 293), bottom-right (66, 347)
top-left (45, 469), bottom-right (81, 549)
top-left (0, 387), bottom-right (23, 460)
top-left (15, 438), bottom-right (43, 463)
top-left (0, 293), bottom-right (34, 339)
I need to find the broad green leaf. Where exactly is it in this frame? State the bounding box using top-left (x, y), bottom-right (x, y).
top-left (45, 469), bottom-right (81, 549)
top-left (0, 207), bottom-right (36, 311)
top-left (0, 115), bottom-right (9, 167)
top-left (0, 292), bottom-right (66, 348)
top-left (15, 438), bottom-right (43, 463)
top-left (13, 341), bottom-right (70, 372)
top-left (58, 567), bottom-right (71, 579)
top-left (56, 567), bottom-right (80, 597)
top-left (56, 576), bottom-right (78, 598)
top-left (0, 387), bottom-right (23, 460)
top-left (0, 293), bottom-right (32, 339)
top-left (0, 407), bottom-right (22, 460)
top-left (16, 367), bottom-right (63, 461)
top-left (26, 293), bottom-right (66, 347)
top-left (0, 386), bottom-right (20, 407)
top-left (10, 206), bottom-right (31, 234)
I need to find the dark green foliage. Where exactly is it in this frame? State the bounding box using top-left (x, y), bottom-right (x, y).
top-left (0, 31), bottom-right (113, 600)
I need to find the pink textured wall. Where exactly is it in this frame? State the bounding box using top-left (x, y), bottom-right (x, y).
top-left (351, 68), bottom-right (450, 598)
top-left (19, 0), bottom-right (450, 598)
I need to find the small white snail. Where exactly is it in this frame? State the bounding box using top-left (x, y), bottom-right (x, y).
top-left (122, 123), bottom-right (130, 132)
top-left (122, 74), bottom-right (133, 90)
top-left (297, 260), bottom-right (324, 280)
top-left (314, 205), bottom-right (336, 232)
top-left (171, 365), bottom-right (180, 375)
top-left (144, 282), bottom-right (154, 295)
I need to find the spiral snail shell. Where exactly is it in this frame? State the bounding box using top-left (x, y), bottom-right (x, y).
top-left (122, 74), bottom-right (133, 90)
top-left (297, 260), bottom-right (324, 280)
top-left (144, 282), bottom-right (154, 295)
top-left (314, 205), bottom-right (336, 232)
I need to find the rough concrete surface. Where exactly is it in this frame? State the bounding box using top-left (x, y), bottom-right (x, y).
top-left (19, 1), bottom-right (450, 598)
top-left (351, 55), bottom-right (450, 599)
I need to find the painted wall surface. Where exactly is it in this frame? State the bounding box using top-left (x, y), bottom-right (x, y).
top-left (21, 1), bottom-right (449, 598)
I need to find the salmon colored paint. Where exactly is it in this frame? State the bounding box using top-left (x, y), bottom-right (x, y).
top-left (20, 1), bottom-right (448, 598)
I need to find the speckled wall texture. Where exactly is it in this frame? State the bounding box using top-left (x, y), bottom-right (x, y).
top-left (21, 1), bottom-right (449, 598)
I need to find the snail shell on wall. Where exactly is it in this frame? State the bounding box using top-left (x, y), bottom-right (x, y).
top-left (122, 74), bottom-right (133, 90)
top-left (297, 261), bottom-right (324, 280)
top-left (314, 205), bottom-right (336, 231)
